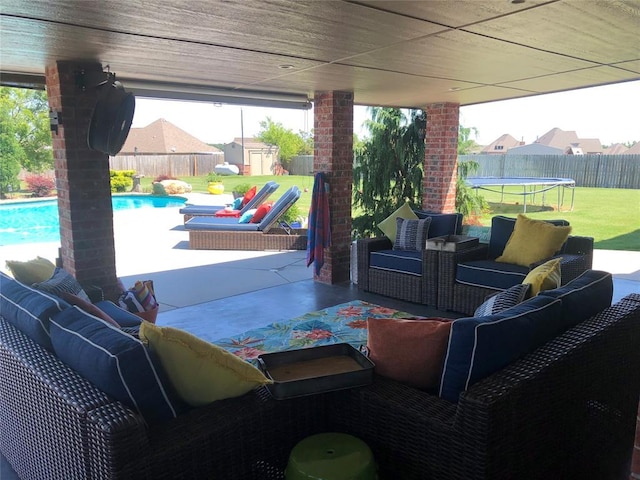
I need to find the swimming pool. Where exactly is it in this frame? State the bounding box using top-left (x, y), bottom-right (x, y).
top-left (0, 195), bottom-right (187, 246)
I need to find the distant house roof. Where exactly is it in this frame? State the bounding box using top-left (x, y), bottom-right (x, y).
top-left (506, 143), bottom-right (563, 155)
top-left (481, 134), bottom-right (522, 154)
top-left (536, 127), bottom-right (603, 154)
top-left (119, 118), bottom-right (221, 155)
top-left (603, 143), bottom-right (629, 155)
top-left (626, 142), bottom-right (640, 154)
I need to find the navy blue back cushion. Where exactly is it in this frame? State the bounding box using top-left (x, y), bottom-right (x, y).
top-left (0, 271), bottom-right (68, 351)
top-left (413, 211), bottom-right (463, 238)
top-left (539, 269), bottom-right (613, 331)
top-left (488, 216), bottom-right (570, 259)
top-left (50, 306), bottom-right (182, 423)
top-left (439, 295), bottom-right (562, 402)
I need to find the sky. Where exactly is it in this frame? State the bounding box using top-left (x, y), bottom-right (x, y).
top-left (131, 79), bottom-right (640, 147)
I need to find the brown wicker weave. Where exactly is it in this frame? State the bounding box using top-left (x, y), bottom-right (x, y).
top-left (189, 227), bottom-right (308, 251)
top-left (356, 236), bottom-right (440, 305)
top-left (0, 317), bottom-right (325, 479)
top-left (329, 293), bottom-right (640, 480)
top-left (2, 295), bottom-right (639, 479)
top-left (438, 235), bottom-right (594, 315)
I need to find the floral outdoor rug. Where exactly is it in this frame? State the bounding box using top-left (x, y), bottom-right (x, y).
top-left (212, 300), bottom-right (411, 362)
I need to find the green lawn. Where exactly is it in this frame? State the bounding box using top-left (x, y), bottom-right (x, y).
top-left (474, 186), bottom-right (640, 251)
top-left (141, 176), bottom-right (640, 251)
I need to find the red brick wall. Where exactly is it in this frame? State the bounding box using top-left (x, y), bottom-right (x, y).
top-left (423, 103), bottom-right (459, 213)
top-left (313, 91), bottom-right (354, 284)
top-left (45, 61), bottom-right (120, 299)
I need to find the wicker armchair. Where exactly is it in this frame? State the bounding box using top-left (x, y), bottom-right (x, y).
top-left (357, 236), bottom-right (441, 305)
top-left (329, 293), bottom-right (640, 480)
top-left (356, 211), bottom-right (463, 306)
top-left (437, 216), bottom-right (594, 315)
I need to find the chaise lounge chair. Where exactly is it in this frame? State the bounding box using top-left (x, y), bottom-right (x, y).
top-left (185, 186), bottom-right (307, 250)
top-left (180, 181), bottom-right (279, 223)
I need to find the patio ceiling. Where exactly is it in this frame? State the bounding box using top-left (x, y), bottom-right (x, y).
top-left (1, 0), bottom-right (639, 108)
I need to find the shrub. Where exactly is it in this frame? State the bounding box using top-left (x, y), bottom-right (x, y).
top-left (154, 174), bottom-right (177, 183)
top-left (24, 174), bottom-right (55, 197)
top-left (152, 182), bottom-right (168, 196)
top-left (206, 172), bottom-right (221, 183)
top-left (280, 203), bottom-right (301, 225)
top-left (233, 183), bottom-right (252, 196)
top-left (109, 170), bottom-right (135, 193)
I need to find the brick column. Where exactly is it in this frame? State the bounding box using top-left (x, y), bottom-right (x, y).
top-left (423, 103), bottom-right (459, 213)
top-left (45, 61), bottom-right (120, 299)
top-left (313, 92), bottom-right (353, 284)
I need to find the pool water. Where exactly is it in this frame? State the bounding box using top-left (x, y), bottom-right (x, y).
top-left (0, 195), bottom-right (186, 246)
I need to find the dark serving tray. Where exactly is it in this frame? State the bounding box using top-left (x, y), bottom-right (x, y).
top-left (257, 343), bottom-right (374, 400)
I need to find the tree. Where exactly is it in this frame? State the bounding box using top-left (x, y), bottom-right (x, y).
top-left (352, 107), bottom-right (426, 238)
top-left (0, 87), bottom-right (53, 173)
top-left (256, 117), bottom-right (305, 168)
top-left (457, 125), bottom-right (488, 219)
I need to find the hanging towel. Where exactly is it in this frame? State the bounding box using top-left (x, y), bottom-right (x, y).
top-left (306, 172), bottom-right (331, 275)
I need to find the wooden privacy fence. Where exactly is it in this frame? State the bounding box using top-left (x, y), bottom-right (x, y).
top-left (110, 153), bottom-right (225, 178)
top-left (460, 154), bottom-right (640, 189)
top-left (289, 155), bottom-right (314, 176)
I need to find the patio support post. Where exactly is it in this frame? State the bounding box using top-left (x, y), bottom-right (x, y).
top-left (423, 103), bottom-right (460, 213)
top-left (312, 91), bottom-right (354, 284)
top-left (45, 61), bottom-right (120, 299)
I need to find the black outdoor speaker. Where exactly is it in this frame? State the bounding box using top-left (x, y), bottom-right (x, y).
top-left (87, 81), bottom-right (135, 156)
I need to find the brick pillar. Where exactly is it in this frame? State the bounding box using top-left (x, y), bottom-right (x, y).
top-left (313, 91), bottom-right (353, 284)
top-left (45, 61), bottom-right (120, 299)
top-left (423, 103), bottom-right (459, 213)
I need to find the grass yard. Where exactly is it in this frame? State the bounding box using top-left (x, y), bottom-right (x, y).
top-left (474, 186), bottom-right (640, 251)
top-left (143, 176), bottom-right (640, 251)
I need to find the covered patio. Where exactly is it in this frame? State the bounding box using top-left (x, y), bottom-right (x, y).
top-left (1, 1), bottom-right (639, 478)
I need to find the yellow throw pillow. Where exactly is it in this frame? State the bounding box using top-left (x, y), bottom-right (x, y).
top-left (6, 257), bottom-right (56, 285)
top-left (496, 214), bottom-right (572, 267)
top-left (522, 258), bottom-right (561, 296)
top-left (377, 202), bottom-right (418, 244)
top-left (139, 322), bottom-right (271, 407)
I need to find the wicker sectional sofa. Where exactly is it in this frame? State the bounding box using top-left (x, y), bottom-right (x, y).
top-left (2, 270), bottom-right (640, 479)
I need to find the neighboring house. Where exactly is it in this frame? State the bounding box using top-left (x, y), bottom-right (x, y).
top-left (481, 134), bottom-right (523, 154)
top-left (223, 138), bottom-right (279, 176)
top-left (603, 143), bottom-right (629, 155)
top-left (506, 143), bottom-right (563, 155)
top-left (535, 127), bottom-right (603, 154)
top-left (626, 142), bottom-right (640, 154)
top-left (119, 118), bottom-right (222, 155)
top-left (111, 118), bottom-right (224, 177)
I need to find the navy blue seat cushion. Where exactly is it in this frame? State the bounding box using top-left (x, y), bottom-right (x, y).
top-left (370, 249), bottom-right (422, 276)
top-left (455, 259), bottom-right (529, 290)
top-left (50, 306), bottom-right (184, 423)
top-left (414, 211), bottom-right (463, 238)
top-left (439, 295), bottom-right (562, 402)
top-left (0, 271), bottom-right (68, 350)
top-left (488, 216), bottom-right (570, 259)
top-left (539, 269), bottom-right (613, 331)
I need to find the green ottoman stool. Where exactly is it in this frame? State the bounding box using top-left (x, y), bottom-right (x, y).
top-left (285, 432), bottom-right (377, 480)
